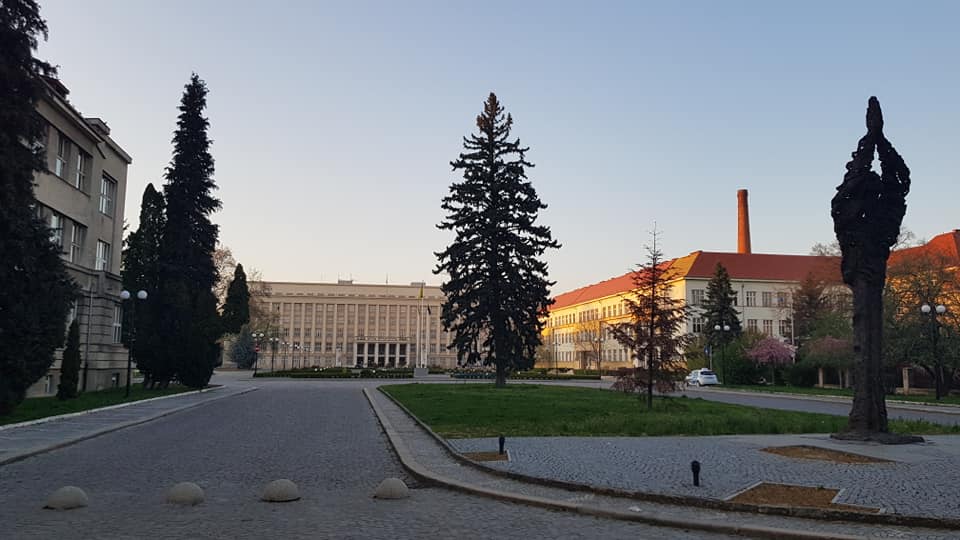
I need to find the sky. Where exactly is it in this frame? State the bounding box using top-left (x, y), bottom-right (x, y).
top-left (36, 1), bottom-right (960, 295)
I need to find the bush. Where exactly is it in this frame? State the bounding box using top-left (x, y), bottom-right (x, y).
top-left (57, 320), bottom-right (81, 400)
top-left (785, 362), bottom-right (818, 387)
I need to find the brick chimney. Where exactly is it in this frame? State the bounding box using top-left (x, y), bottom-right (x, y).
top-left (737, 189), bottom-right (752, 254)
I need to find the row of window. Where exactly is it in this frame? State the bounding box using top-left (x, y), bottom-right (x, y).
top-left (554, 349), bottom-right (630, 363)
top-left (551, 302), bottom-right (628, 327)
top-left (38, 206), bottom-right (112, 270)
top-left (690, 289), bottom-right (790, 308)
top-left (44, 128), bottom-right (118, 216)
top-left (690, 317), bottom-right (792, 337)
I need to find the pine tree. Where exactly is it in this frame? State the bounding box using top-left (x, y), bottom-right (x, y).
top-left (221, 263), bottom-right (250, 335)
top-left (609, 228), bottom-right (690, 409)
top-left (121, 183), bottom-right (165, 386)
top-left (0, 0), bottom-right (78, 415)
top-left (57, 319), bottom-right (81, 400)
top-left (157, 74), bottom-right (221, 389)
top-left (435, 93), bottom-right (559, 387)
top-left (701, 262), bottom-right (743, 346)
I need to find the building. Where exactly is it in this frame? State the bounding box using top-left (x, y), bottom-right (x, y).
top-left (253, 280), bottom-right (457, 369)
top-left (26, 77), bottom-right (132, 396)
top-left (542, 189), bottom-right (841, 370)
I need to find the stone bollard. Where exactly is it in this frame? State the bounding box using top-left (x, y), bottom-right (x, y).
top-left (261, 479), bottom-right (301, 502)
top-left (44, 486), bottom-right (89, 510)
top-left (165, 482), bottom-right (205, 506)
top-left (373, 477), bottom-right (409, 499)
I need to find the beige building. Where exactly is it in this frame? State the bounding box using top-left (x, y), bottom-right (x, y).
top-left (26, 77), bottom-right (132, 396)
top-left (254, 280), bottom-right (457, 369)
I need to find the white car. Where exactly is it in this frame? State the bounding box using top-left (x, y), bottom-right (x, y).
top-left (686, 369), bottom-right (719, 386)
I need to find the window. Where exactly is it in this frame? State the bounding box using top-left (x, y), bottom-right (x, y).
top-left (691, 289), bottom-right (705, 306)
top-left (747, 319), bottom-right (758, 331)
top-left (762, 319), bottom-right (773, 335)
top-left (761, 291), bottom-right (773, 307)
top-left (99, 174), bottom-right (116, 216)
top-left (69, 223), bottom-right (85, 263)
top-left (49, 211), bottom-right (64, 248)
top-left (779, 319), bottom-right (791, 338)
top-left (692, 317), bottom-right (704, 334)
top-left (776, 292), bottom-right (788, 307)
top-left (745, 291), bottom-right (756, 307)
top-left (113, 305), bottom-right (123, 343)
top-left (96, 240), bottom-right (111, 271)
top-left (74, 150), bottom-right (89, 191)
top-left (55, 131), bottom-right (69, 178)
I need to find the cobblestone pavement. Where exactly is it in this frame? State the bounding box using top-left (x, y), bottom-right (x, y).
top-left (0, 378), bottom-right (740, 539)
top-left (451, 434), bottom-right (960, 520)
top-left (369, 388), bottom-right (959, 539)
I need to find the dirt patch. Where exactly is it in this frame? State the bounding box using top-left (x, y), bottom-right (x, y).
top-left (762, 445), bottom-right (891, 464)
top-left (463, 451), bottom-right (509, 462)
top-left (729, 482), bottom-right (879, 513)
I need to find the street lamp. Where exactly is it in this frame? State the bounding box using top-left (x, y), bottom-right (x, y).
top-left (714, 323), bottom-right (731, 384)
top-left (120, 289), bottom-right (148, 398)
top-left (336, 344), bottom-right (343, 367)
top-left (269, 336), bottom-right (279, 372)
top-left (252, 332), bottom-right (264, 375)
top-left (921, 303), bottom-right (947, 400)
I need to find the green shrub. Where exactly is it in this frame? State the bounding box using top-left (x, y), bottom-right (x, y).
top-left (785, 362), bottom-right (818, 387)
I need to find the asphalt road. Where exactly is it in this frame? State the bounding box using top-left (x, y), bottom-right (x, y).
top-left (0, 376), bottom-right (735, 540)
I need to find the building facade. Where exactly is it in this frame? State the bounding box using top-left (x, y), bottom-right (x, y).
top-left (542, 251), bottom-right (840, 371)
top-left (26, 78), bottom-right (132, 396)
top-left (253, 280), bottom-right (457, 369)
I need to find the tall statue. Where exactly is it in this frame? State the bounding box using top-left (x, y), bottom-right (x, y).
top-left (831, 97), bottom-right (920, 442)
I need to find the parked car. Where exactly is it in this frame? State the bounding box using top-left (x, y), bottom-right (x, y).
top-left (686, 369), bottom-right (719, 386)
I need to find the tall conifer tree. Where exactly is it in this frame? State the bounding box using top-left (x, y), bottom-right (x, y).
top-left (435, 93), bottom-right (559, 387)
top-left (701, 262), bottom-right (743, 346)
top-left (0, 0), bottom-right (77, 414)
top-left (157, 74), bottom-right (221, 388)
top-left (57, 319), bottom-right (81, 400)
top-left (121, 183), bottom-right (165, 385)
top-left (221, 263), bottom-right (250, 334)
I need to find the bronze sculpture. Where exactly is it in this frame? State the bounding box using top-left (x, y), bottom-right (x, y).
top-left (831, 97), bottom-right (921, 443)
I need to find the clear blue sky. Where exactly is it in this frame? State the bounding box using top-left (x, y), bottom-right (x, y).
top-left (37, 1), bottom-right (960, 295)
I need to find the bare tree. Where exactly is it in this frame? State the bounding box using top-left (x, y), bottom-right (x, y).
top-left (571, 317), bottom-right (603, 370)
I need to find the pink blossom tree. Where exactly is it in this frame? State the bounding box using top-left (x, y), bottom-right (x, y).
top-left (746, 338), bottom-right (795, 385)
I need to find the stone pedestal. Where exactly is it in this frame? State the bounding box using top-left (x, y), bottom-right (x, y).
top-left (414, 367), bottom-right (429, 378)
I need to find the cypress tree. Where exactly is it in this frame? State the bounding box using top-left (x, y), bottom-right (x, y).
top-left (0, 0), bottom-right (78, 415)
top-left (435, 93), bottom-right (560, 387)
top-left (157, 74), bottom-right (221, 389)
top-left (121, 183), bottom-right (165, 385)
top-left (221, 263), bottom-right (250, 335)
top-left (57, 319), bottom-right (81, 400)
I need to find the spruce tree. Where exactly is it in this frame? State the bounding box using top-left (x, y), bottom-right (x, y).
top-left (435, 93), bottom-right (559, 387)
top-left (157, 74), bottom-right (221, 389)
top-left (221, 263), bottom-right (250, 335)
top-left (0, 0), bottom-right (78, 415)
top-left (57, 319), bottom-right (81, 400)
top-left (701, 262), bottom-right (743, 347)
top-left (121, 183), bottom-right (165, 386)
top-left (609, 228), bottom-right (690, 409)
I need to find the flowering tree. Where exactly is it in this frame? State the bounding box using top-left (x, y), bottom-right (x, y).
top-left (746, 338), bottom-right (795, 385)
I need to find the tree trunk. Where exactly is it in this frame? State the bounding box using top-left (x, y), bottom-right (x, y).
top-left (844, 276), bottom-right (887, 433)
top-left (495, 362), bottom-right (507, 387)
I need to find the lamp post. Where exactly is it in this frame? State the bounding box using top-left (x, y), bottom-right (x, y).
top-left (714, 323), bottom-right (731, 384)
top-left (921, 303), bottom-right (947, 400)
top-left (270, 336), bottom-right (278, 372)
top-left (252, 332), bottom-right (264, 375)
top-left (336, 344), bottom-right (342, 367)
top-left (120, 289), bottom-right (148, 398)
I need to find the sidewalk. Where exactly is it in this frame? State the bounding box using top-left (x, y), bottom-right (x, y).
top-left (0, 385), bottom-right (256, 466)
top-left (365, 387), bottom-right (957, 540)
top-left (694, 386), bottom-right (960, 415)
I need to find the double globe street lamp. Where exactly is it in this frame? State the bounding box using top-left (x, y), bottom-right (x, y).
top-left (921, 303), bottom-right (947, 400)
top-left (120, 289), bottom-right (148, 397)
top-left (714, 323), bottom-right (731, 384)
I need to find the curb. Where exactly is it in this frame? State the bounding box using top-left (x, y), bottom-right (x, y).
top-left (364, 387), bottom-right (866, 540)
top-left (375, 385), bottom-right (960, 532)
top-left (0, 386), bottom-right (257, 467)
top-left (691, 388), bottom-right (960, 415)
top-left (0, 385), bottom-right (226, 432)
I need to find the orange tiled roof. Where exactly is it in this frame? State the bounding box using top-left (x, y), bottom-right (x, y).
top-left (889, 230), bottom-right (960, 267)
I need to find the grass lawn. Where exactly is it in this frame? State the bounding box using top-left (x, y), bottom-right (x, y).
top-left (718, 384), bottom-right (960, 406)
top-left (382, 383), bottom-right (960, 438)
top-left (0, 385), bottom-right (196, 426)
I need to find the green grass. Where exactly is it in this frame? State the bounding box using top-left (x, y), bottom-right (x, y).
top-left (719, 384), bottom-right (960, 406)
top-left (0, 385), bottom-right (195, 426)
top-left (382, 383), bottom-right (960, 438)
